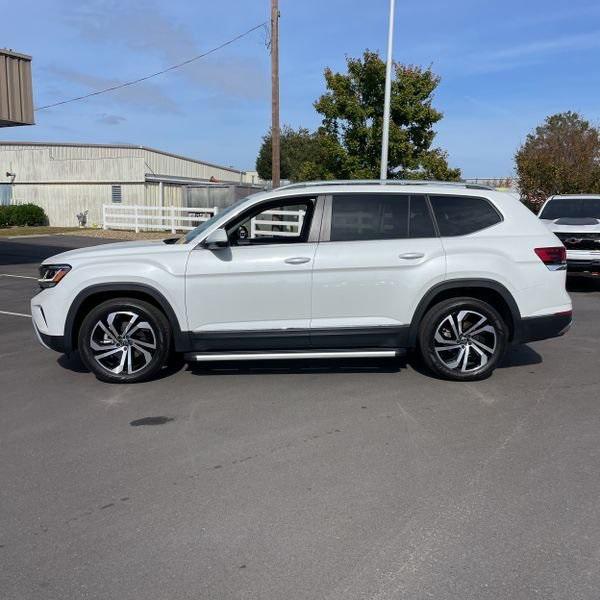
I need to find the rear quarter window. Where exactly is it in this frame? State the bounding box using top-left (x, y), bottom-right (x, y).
top-left (429, 195), bottom-right (502, 236)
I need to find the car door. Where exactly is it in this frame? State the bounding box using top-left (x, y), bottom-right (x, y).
top-left (310, 192), bottom-right (445, 348)
top-left (185, 195), bottom-right (322, 351)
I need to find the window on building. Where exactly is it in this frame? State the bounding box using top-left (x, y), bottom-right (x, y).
top-left (330, 194), bottom-right (435, 241)
top-left (111, 185), bottom-right (122, 203)
top-left (429, 195), bottom-right (502, 236)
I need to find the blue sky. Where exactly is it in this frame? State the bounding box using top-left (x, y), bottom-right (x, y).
top-left (2, 0), bottom-right (600, 177)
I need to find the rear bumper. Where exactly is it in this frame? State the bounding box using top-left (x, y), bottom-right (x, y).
top-left (516, 312), bottom-right (572, 344)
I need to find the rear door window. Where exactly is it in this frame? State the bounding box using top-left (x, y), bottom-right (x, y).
top-left (330, 193), bottom-right (436, 241)
top-left (429, 195), bottom-right (501, 236)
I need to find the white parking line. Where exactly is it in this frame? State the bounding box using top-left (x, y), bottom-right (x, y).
top-left (0, 274), bottom-right (37, 280)
top-left (0, 310), bottom-right (31, 318)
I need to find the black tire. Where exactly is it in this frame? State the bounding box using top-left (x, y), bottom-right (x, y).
top-left (417, 297), bottom-right (508, 381)
top-left (78, 297), bottom-right (172, 383)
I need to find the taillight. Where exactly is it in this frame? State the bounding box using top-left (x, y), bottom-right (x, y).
top-left (534, 247), bottom-right (567, 271)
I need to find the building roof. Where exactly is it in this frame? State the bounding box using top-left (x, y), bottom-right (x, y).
top-left (0, 141), bottom-right (243, 174)
top-left (0, 48), bottom-right (32, 60)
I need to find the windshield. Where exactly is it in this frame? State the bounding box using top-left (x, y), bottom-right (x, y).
top-left (176, 196), bottom-right (253, 244)
top-left (540, 197), bottom-right (600, 220)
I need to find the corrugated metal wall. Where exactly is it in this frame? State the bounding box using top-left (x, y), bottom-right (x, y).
top-left (185, 184), bottom-right (258, 209)
top-left (142, 149), bottom-right (241, 182)
top-left (0, 50), bottom-right (34, 126)
top-left (0, 143), bottom-right (253, 226)
top-left (12, 183), bottom-right (147, 227)
top-left (0, 144), bottom-right (243, 183)
top-left (0, 147), bottom-right (145, 183)
top-left (145, 183), bottom-right (184, 208)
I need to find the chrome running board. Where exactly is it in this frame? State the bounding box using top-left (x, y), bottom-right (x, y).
top-left (185, 350), bottom-right (398, 362)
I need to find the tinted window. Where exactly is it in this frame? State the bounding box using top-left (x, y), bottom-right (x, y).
top-left (409, 195), bottom-right (436, 238)
top-left (539, 198), bottom-right (600, 220)
top-left (429, 195), bottom-right (501, 236)
top-left (330, 194), bottom-right (435, 241)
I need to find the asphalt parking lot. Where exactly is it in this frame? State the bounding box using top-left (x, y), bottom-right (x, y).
top-left (1, 235), bottom-right (600, 600)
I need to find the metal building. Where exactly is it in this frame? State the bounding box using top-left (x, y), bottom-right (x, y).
top-left (0, 142), bottom-right (259, 226)
top-left (0, 50), bottom-right (34, 127)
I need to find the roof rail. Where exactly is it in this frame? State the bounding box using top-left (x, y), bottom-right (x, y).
top-left (278, 179), bottom-right (495, 191)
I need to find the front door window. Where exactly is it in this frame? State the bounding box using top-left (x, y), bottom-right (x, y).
top-left (227, 199), bottom-right (315, 246)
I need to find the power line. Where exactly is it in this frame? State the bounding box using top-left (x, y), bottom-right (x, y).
top-left (35, 21), bottom-right (268, 112)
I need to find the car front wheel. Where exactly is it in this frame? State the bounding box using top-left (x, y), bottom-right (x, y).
top-left (417, 297), bottom-right (508, 381)
top-left (78, 298), bottom-right (171, 383)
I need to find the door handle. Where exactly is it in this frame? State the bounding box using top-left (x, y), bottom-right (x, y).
top-left (399, 252), bottom-right (425, 260)
top-left (285, 257), bottom-right (311, 265)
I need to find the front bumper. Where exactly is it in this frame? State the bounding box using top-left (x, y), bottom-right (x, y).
top-left (567, 258), bottom-right (600, 273)
top-left (32, 319), bottom-right (66, 353)
top-left (516, 311), bottom-right (573, 344)
top-left (565, 249), bottom-right (600, 273)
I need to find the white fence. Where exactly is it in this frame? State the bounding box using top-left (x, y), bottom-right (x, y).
top-left (103, 204), bottom-right (306, 237)
top-left (103, 205), bottom-right (219, 233)
top-left (251, 209), bottom-right (305, 238)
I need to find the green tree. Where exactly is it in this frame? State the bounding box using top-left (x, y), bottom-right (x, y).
top-left (255, 51), bottom-right (460, 182)
top-left (515, 112), bottom-right (600, 211)
top-left (256, 126), bottom-right (323, 182)
top-left (313, 51), bottom-right (461, 180)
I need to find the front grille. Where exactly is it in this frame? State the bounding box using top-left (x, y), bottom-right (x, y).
top-left (555, 232), bottom-right (600, 251)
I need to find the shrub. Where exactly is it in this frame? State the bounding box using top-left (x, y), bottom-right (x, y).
top-left (0, 204), bottom-right (47, 228)
top-left (0, 206), bottom-right (12, 227)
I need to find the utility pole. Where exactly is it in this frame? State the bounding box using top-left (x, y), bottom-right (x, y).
top-left (380, 0), bottom-right (396, 180)
top-left (271, 0), bottom-right (281, 188)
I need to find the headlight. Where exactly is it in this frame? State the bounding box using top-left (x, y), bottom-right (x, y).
top-left (38, 264), bottom-right (71, 289)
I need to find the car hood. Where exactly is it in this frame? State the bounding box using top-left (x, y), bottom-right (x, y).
top-left (42, 239), bottom-right (169, 264)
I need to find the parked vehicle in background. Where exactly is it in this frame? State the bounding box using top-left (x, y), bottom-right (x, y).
top-left (32, 181), bottom-right (572, 383)
top-left (539, 195), bottom-right (600, 275)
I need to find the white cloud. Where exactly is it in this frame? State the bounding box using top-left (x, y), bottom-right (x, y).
top-left (47, 66), bottom-right (181, 113)
top-left (466, 31), bottom-right (600, 74)
top-left (96, 113), bottom-right (127, 125)
top-left (64, 0), bottom-right (268, 101)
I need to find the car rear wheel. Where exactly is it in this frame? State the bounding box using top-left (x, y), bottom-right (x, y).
top-left (417, 297), bottom-right (508, 381)
top-left (78, 298), bottom-right (171, 383)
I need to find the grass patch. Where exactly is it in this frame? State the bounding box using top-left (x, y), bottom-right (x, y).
top-left (0, 226), bottom-right (82, 237)
top-left (0, 226), bottom-right (179, 241)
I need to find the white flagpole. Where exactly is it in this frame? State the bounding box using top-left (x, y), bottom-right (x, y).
top-left (380, 0), bottom-right (396, 180)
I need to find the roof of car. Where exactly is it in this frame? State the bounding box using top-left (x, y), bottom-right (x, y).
top-left (549, 194), bottom-right (600, 199)
top-left (278, 179), bottom-right (495, 192)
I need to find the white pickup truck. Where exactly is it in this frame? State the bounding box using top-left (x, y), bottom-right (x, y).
top-left (539, 194), bottom-right (600, 275)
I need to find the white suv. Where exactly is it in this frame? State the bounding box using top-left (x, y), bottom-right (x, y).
top-left (32, 181), bottom-right (572, 383)
top-left (539, 194), bottom-right (600, 274)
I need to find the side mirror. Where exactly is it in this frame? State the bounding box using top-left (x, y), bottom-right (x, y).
top-left (203, 228), bottom-right (229, 250)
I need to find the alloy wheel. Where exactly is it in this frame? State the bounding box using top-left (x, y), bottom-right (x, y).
top-left (89, 311), bottom-right (157, 375)
top-left (433, 309), bottom-right (497, 373)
